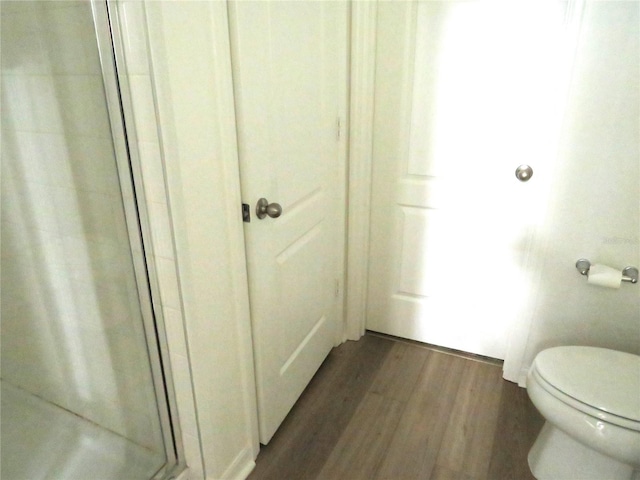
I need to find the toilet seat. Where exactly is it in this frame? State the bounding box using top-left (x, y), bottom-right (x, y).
top-left (531, 346), bottom-right (640, 432)
top-left (530, 367), bottom-right (640, 432)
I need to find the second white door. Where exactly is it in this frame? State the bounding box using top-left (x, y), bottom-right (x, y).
top-left (367, 1), bottom-right (575, 359)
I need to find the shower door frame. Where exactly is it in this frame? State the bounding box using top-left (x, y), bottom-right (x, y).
top-left (91, 2), bottom-right (184, 478)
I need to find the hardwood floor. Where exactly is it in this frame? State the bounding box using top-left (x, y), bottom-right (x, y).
top-left (248, 333), bottom-right (544, 480)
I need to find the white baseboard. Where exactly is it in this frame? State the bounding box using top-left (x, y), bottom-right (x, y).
top-left (217, 445), bottom-right (256, 480)
top-left (518, 367), bottom-right (529, 388)
top-left (174, 467), bottom-right (191, 480)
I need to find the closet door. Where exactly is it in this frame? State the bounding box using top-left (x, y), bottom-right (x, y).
top-left (229, 2), bottom-right (347, 443)
top-left (367, 1), bottom-right (572, 359)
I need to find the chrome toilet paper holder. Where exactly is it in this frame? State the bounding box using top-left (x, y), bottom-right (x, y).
top-left (575, 259), bottom-right (638, 284)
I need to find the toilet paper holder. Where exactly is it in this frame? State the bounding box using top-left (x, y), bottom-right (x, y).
top-left (575, 259), bottom-right (638, 284)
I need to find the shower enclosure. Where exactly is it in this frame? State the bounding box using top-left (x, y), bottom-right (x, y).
top-left (1, 2), bottom-right (181, 478)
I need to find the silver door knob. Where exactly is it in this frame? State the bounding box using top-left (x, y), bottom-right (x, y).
top-left (256, 198), bottom-right (282, 219)
top-left (515, 164), bottom-right (533, 182)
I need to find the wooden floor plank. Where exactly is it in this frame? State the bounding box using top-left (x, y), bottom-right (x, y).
top-left (247, 334), bottom-right (394, 480)
top-left (317, 391), bottom-right (405, 480)
top-left (317, 342), bottom-right (429, 479)
top-left (431, 465), bottom-right (476, 480)
top-left (435, 361), bottom-right (505, 479)
top-left (375, 351), bottom-right (468, 480)
top-left (486, 380), bottom-right (544, 480)
top-left (368, 341), bottom-right (430, 401)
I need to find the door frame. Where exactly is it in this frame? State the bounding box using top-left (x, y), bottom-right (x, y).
top-left (344, 1), bottom-right (378, 342)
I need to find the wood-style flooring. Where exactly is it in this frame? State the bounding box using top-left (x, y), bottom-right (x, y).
top-left (249, 333), bottom-right (544, 480)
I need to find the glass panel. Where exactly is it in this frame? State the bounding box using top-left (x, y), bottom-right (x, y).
top-left (1, 2), bottom-right (170, 479)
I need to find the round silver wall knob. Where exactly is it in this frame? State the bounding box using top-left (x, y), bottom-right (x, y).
top-left (256, 198), bottom-right (282, 219)
top-left (515, 164), bottom-right (534, 182)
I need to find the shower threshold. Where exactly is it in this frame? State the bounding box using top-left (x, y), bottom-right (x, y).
top-left (1, 381), bottom-right (165, 480)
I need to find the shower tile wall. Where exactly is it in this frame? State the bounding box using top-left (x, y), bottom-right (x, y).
top-left (1, 1), bottom-right (161, 450)
top-left (116, 2), bottom-right (204, 477)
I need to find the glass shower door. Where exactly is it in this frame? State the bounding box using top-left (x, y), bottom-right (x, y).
top-left (1, 2), bottom-right (177, 478)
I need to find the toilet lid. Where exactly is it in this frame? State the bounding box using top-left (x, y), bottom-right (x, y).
top-left (534, 346), bottom-right (640, 422)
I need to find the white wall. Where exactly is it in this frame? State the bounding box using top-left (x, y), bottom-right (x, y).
top-left (521, 1), bottom-right (640, 366)
top-left (1, 1), bottom-right (162, 450)
top-left (143, 2), bottom-right (260, 479)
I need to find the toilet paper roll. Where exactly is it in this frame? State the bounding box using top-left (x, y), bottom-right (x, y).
top-left (587, 264), bottom-right (622, 289)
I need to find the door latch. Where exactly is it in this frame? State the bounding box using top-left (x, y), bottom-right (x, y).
top-left (242, 203), bottom-right (251, 223)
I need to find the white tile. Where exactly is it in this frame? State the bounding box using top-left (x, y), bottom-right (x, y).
top-left (103, 375), bottom-right (151, 421)
top-left (139, 140), bottom-right (167, 202)
top-left (63, 235), bottom-right (134, 285)
top-left (55, 189), bottom-right (125, 246)
top-left (164, 306), bottom-right (188, 358)
top-left (0, 261), bottom-right (55, 319)
top-left (0, 129), bottom-right (27, 180)
top-left (0, 3), bottom-right (39, 27)
top-left (183, 432), bottom-right (205, 480)
top-left (1, 135), bottom-right (30, 184)
top-left (1, 333), bottom-right (46, 372)
top-left (54, 75), bottom-right (110, 136)
top-left (148, 201), bottom-right (174, 259)
top-left (1, 21), bottom-right (52, 75)
top-left (66, 136), bottom-right (120, 195)
top-left (1, 383), bottom-right (165, 480)
top-left (128, 74), bottom-right (159, 143)
top-left (120, 408), bottom-right (165, 451)
top-left (156, 256), bottom-right (181, 309)
top-left (2, 73), bottom-right (40, 132)
top-left (52, 187), bottom-right (95, 237)
top-left (29, 75), bottom-right (65, 133)
top-left (171, 353), bottom-right (198, 437)
top-left (30, 132), bottom-right (74, 187)
top-left (107, 322), bottom-right (150, 376)
top-left (0, 171), bottom-right (20, 222)
top-left (12, 182), bottom-right (61, 234)
top-left (118, 1), bottom-right (150, 75)
top-left (1, 216), bottom-right (63, 262)
top-left (1, 358), bottom-right (53, 402)
top-left (44, 3), bottom-right (97, 75)
top-left (27, 183), bottom-right (62, 234)
top-left (70, 280), bottom-right (135, 332)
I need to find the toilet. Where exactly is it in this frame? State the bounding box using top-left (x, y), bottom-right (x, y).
top-left (526, 346), bottom-right (640, 480)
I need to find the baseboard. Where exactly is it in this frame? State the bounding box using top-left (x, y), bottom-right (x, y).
top-left (518, 367), bottom-right (529, 388)
top-left (174, 466), bottom-right (191, 480)
top-left (217, 445), bottom-right (256, 480)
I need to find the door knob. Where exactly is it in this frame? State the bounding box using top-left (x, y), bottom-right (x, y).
top-left (256, 198), bottom-right (282, 219)
top-left (515, 164), bottom-right (533, 182)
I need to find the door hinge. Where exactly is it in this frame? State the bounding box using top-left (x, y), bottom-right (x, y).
top-left (336, 117), bottom-right (342, 141)
top-left (335, 278), bottom-right (340, 298)
top-left (242, 203), bottom-right (251, 223)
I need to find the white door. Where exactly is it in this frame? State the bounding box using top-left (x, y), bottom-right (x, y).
top-left (229, 2), bottom-right (347, 444)
top-left (367, 1), bottom-right (577, 359)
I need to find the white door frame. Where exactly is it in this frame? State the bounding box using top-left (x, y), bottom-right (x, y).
top-left (344, 1), bottom-right (378, 342)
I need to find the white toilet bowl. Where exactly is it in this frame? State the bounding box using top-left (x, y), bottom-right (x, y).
top-left (526, 346), bottom-right (640, 480)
